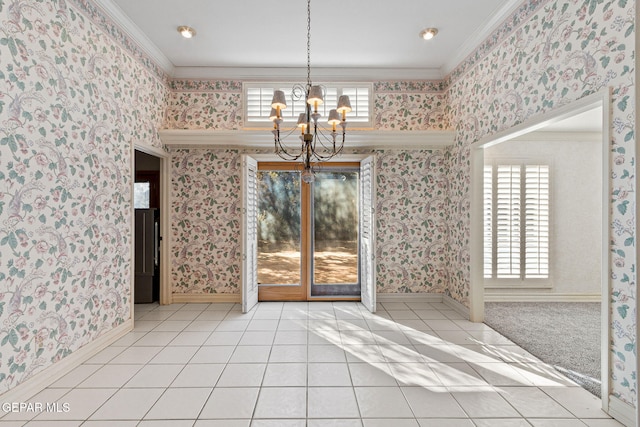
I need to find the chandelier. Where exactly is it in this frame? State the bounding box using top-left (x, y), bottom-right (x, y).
top-left (269, 0), bottom-right (351, 183)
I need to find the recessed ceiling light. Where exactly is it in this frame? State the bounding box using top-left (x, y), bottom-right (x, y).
top-left (419, 28), bottom-right (438, 40)
top-left (177, 26), bottom-right (196, 39)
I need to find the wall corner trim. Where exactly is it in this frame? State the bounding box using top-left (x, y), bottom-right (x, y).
top-left (376, 293), bottom-right (471, 320)
top-left (443, 295), bottom-right (471, 318)
top-left (608, 396), bottom-right (636, 427)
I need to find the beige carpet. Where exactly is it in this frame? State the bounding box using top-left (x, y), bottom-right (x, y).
top-left (484, 302), bottom-right (601, 397)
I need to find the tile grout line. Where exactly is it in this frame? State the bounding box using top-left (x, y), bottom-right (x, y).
top-left (28, 301), bottom-right (618, 425)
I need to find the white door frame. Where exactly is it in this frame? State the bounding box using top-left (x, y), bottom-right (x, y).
top-left (244, 153), bottom-right (377, 309)
top-left (469, 89), bottom-right (611, 411)
top-left (132, 144), bottom-right (171, 306)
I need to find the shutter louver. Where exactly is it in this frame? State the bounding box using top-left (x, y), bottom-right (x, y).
top-left (244, 83), bottom-right (372, 128)
top-left (246, 87), bottom-right (274, 123)
top-left (341, 87), bottom-right (370, 122)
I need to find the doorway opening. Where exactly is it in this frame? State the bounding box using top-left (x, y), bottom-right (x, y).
top-left (242, 155), bottom-right (376, 312)
top-left (469, 91), bottom-right (610, 410)
top-left (257, 162), bottom-right (360, 301)
top-left (134, 150), bottom-right (162, 304)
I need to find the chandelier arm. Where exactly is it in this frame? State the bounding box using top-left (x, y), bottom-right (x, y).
top-left (312, 126), bottom-right (346, 151)
top-left (276, 145), bottom-right (304, 161)
top-left (291, 83), bottom-right (307, 102)
top-left (275, 140), bottom-right (303, 161)
top-left (307, 131), bottom-right (343, 162)
top-left (275, 126), bottom-right (306, 161)
top-left (268, 0), bottom-right (348, 173)
top-left (278, 124), bottom-right (300, 140)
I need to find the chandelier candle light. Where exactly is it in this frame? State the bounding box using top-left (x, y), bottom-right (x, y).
top-left (270, 0), bottom-right (351, 183)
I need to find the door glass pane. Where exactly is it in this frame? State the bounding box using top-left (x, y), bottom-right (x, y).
top-left (313, 171), bottom-right (359, 286)
top-left (257, 171), bottom-right (301, 285)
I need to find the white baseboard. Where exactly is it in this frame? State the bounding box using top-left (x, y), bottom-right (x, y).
top-left (376, 293), bottom-right (471, 320)
top-left (608, 395), bottom-right (636, 427)
top-left (443, 295), bottom-right (471, 318)
top-left (171, 293), bottom-right (241, 303)
top-left (174, 292), bottom-right (461, 307)
top-left (377, 293), bottom-right (445, 303)
top-left (484, 293), bottom-right (601, 303)
top-left (0, 319), bottom-right (133, 402)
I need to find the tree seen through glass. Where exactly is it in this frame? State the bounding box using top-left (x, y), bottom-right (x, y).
top-left (257, 169), bottom-right (359, 285)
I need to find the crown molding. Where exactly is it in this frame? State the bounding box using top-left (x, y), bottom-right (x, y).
top-left (92, 0), bottom-right (175, 75)
top-left (90, 1), bottom-right (444, 81)
top-left (160, 129), bottom-right (455, 149)
top-left (442, 0), bottom-right (523, 76)
top-left (171, 66), bottom-right (444, 81)
top-left (93, 0), bottom-right (519, 82)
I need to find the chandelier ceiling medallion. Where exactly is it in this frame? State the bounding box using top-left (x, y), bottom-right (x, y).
top-left (270, 0), bottom-right (351, 183)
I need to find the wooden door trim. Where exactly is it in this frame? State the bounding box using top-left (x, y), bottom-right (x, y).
top-left (257, 165), bottom-right (306, 301)
top-left (257, 162), bottom-right (361, 302)
top-left (258, 162), bottom-right (360, 171)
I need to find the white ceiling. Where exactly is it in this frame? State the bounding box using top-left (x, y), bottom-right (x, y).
top-left (99, 0), bottom-right (523, 80)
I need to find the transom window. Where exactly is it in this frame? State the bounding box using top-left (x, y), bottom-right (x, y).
top-left (243, 82), bottom-right (372, 128)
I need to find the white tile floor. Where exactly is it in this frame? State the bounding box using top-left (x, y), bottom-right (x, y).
top-left (0, 301), bottom-right (624, 426)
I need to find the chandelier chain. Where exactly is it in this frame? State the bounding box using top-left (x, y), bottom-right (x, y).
top-left (269, 0), bottom-right (349, 181)
top-left (307, 0), bottom-right (311, 89)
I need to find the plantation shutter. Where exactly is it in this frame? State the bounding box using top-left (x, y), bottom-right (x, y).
top-left (245, 87), bottom-right (275, 124)
top-left (483, 166), bottom-right (493, 279)
top-left (495, 165), bottom-right (522, 278)
top-left (244, 83), bottom-right (372, 127)
top-left (524, 165), bottom-right (550, 278)
top-left (242, 155), bottom-right (259, 313)
top-left (245, 87), bottom-right (308, 123)
top-left (484, 163), bottom-right (550, 280)
top-left (360, 156), bottom-right (376, 312)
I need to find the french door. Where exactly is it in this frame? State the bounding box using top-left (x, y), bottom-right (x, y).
top-left (255, 162), bottom-right (359, 301)
top-left (242, 157), bottom-right (376, 311)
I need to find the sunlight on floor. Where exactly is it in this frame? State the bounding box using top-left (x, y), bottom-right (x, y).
top-left (308, 305), bottom-right (576, 392)
top-left (0, 301), bottom-right (621, 426)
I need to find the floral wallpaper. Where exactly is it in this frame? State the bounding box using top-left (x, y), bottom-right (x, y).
top-left (375, 150), bottom-right (450, 293)
top-left (170, 149), bottom-right (242, 293)
top-left (0, 0), bottom-right (636, 411)
top-left (374, 81), bottom-right (449, 131)
top-left (165, 81), bottom-right (454, 295)
top-left (0, 0), bottom-right (167, 394)
top-left (169, 148), bottom-right (451, 295)
top-left (163, 79), bottom-right (449, 132)
top-left (445, 0), bottom-right (636, 406)
top-left (164, 81), bottom-right (242, 130)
